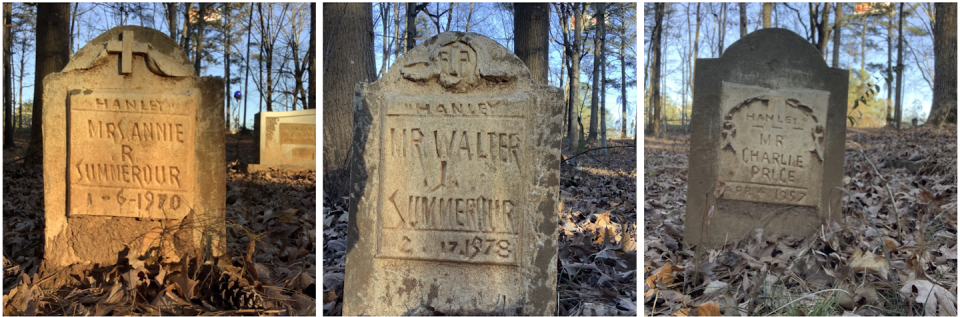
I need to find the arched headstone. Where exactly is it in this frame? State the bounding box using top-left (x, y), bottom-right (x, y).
top-left (345, 32), bottom-right (563, 315)
top-left (685, 28), bottom-right (849, 248)
top-left (42, 26), bottom-right (225, 281)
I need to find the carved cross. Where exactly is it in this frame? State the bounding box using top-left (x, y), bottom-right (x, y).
top-left (105, 30), bottom-right (145, 74)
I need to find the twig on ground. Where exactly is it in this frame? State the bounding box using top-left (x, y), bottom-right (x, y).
top-left (563, 145), bottom-right (636, 164)
top-left (3, 148), bottom-right (41, 168)
top-left (857, 147), bottom-right (904, 236)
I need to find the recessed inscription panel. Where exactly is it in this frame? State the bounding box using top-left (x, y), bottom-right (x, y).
top-left (279, 123), bottom-right (316, 145)
top-left (68, 91), bottom-right (197, 219)
top-left (377, 94), bottom-right (528, 266)
top-left (717, 82), bottom-right (830, 206)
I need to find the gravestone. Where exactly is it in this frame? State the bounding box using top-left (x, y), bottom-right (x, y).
top-left (42, 26), bottom-right (225, 276)
top-left (345, 32), bottom-right (563, 315)
top-left (248, 109), bottom-right (316, 172)
top-left (685, 28), bottom-right (848, 248)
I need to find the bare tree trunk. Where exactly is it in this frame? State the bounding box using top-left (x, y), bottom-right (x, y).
top-left (17, 48), bottom-right (26, 130)
top-left (651, 3), bottom-right (664, 137)
top-left (3, 3), bottom-right (12, 149)
top-left (601, 46), bottom-right (607, 148)
top-left (887, 14), bottom-right (893, 125)
top-left (243, 3), bottom-right (252, 130)
top-left (259, 3), bottom-right (274, 112)
top-left (568, 3), bottom-right (582, 151)
top-left (181, 3), bottom-right (193, 56)
top-left (815, 3), bottom-right (831, 55)
top-left (309, 2), bottom-right (316, 109)
top-left (166, 3), bottom-right (177, 39)
top-left (620, 5), bottom-right (627, 139)
top-left (69, 3), bottom-right (77, 56)
top-left (29, 3), bottom-right (71, 160)
top-left (379, 3), bottom-right (390, 78)
top-left (894, 3), bottom-right (904, 129)
top-left (405, 3), bottom-right (417, 52)
top-left (513, 3), bottom-right (549, 85)
top-left (194, 2), bottom-right (207, 74)
top-left (224, 4), bottom-right (231, 130)
top-left (587, 3), bottom-right (605, 143)
top-left (763, 3), bottom-right (772, 28)
top-left (832, 2), bottom-right (841, 68)
top-left (739, 3), bottom-right (747, 38)
top-left (557, 4), bottom-right (568, 136)
top-left (718, 3), bottom-right (726, 54)
top-left (691, 3), bottom-right (700, 116)
top-left (394, 3), bottom-right (401, 62)
top-left (322, 3), bottom-right (376, 197)
top-left (465, 2), bottom-right (475, 32)
top-left (927, 3), bottom-right (957, 126)
top-left (445, 2), bottom-right (452, 32)
top-left (258, 4), bottom-right (264, 112)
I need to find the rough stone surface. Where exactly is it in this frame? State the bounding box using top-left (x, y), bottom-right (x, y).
top-left (685, 28), bottom-right (848, 248)
top-left (43, 26), bottom-right (225, 277)
top-left (344, 32), bottom-right (563, 316)
top-left (248, 109), bottom-right (316, 172)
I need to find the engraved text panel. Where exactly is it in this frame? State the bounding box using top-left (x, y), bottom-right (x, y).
top-left (717, 82), bottom-right (830, 206)
top-left (377, 94), bottom-right (529, 266)
top-left (68, 91), bottom-right (197, 219)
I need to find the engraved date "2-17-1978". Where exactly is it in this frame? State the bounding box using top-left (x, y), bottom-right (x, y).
top-left (398, 235), bottom-right (512, 260)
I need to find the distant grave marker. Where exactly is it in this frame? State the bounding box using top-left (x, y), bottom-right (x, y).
top-left (685, 28), bottom-right (848, 248)
top-left (248, 109), bottom-right (317, 172)
top-left (344, 32), bottom-right (563, 315)
top-left (42, 26), bottom-right (225, 276)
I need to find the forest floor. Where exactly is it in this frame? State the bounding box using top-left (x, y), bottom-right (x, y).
top-left (3, 128), bottom-right (316, 315)
top-left (323, 138), bottom-right (638, 315)
top-left (644, 126), bottom-right (958, 316)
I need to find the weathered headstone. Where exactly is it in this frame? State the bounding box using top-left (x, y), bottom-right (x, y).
top-left (248, 109), bottom-right (316, 172)
top-left (42, 26), bottom-right (225, 277)
top-left (685, 28), bottom-right (848, 248)
top-left (345, 32), bottom-right (563, 315)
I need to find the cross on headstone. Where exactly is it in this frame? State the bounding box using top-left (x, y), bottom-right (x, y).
top-left (104, 30), bottom-right (147, 74)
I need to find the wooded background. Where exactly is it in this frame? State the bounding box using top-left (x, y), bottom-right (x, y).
top-left (643, 2), bottom-right (957, 137)
top-left (2, 3), bottom-right (317, 156)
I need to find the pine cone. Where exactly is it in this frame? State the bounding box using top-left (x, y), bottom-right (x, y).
top-left (209, 267), bottom-right (264, 310)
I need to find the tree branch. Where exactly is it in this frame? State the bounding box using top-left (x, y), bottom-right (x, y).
top-left (562, 145), bottom-right (635, 164)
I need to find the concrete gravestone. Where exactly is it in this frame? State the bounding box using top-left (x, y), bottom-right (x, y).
top-left (345, 32), bottom-right (563, 315)
top-left (43, 26), bottom-right (225, 276)
top-left (685, 28), bottom-right (848, 248)
top-left (249, 108), bottom-right (316, 172)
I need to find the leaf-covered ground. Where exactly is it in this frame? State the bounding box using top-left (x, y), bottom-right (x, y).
top-left (644, 126), bottom-right (958, 316)
top-left (3, 129), bottom-right (317, 315)
top-left (323, 138), bottom-right (638, 315)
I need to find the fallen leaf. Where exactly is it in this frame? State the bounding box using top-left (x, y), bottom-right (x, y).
top-left (645, 263), bottom-right (683, 287)
top-left (848, 248), bottom-right (890, 280)
top-left (900, 279), bottom-right (958, 316)
top-left (697, 302), bottom-right (721, 316)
